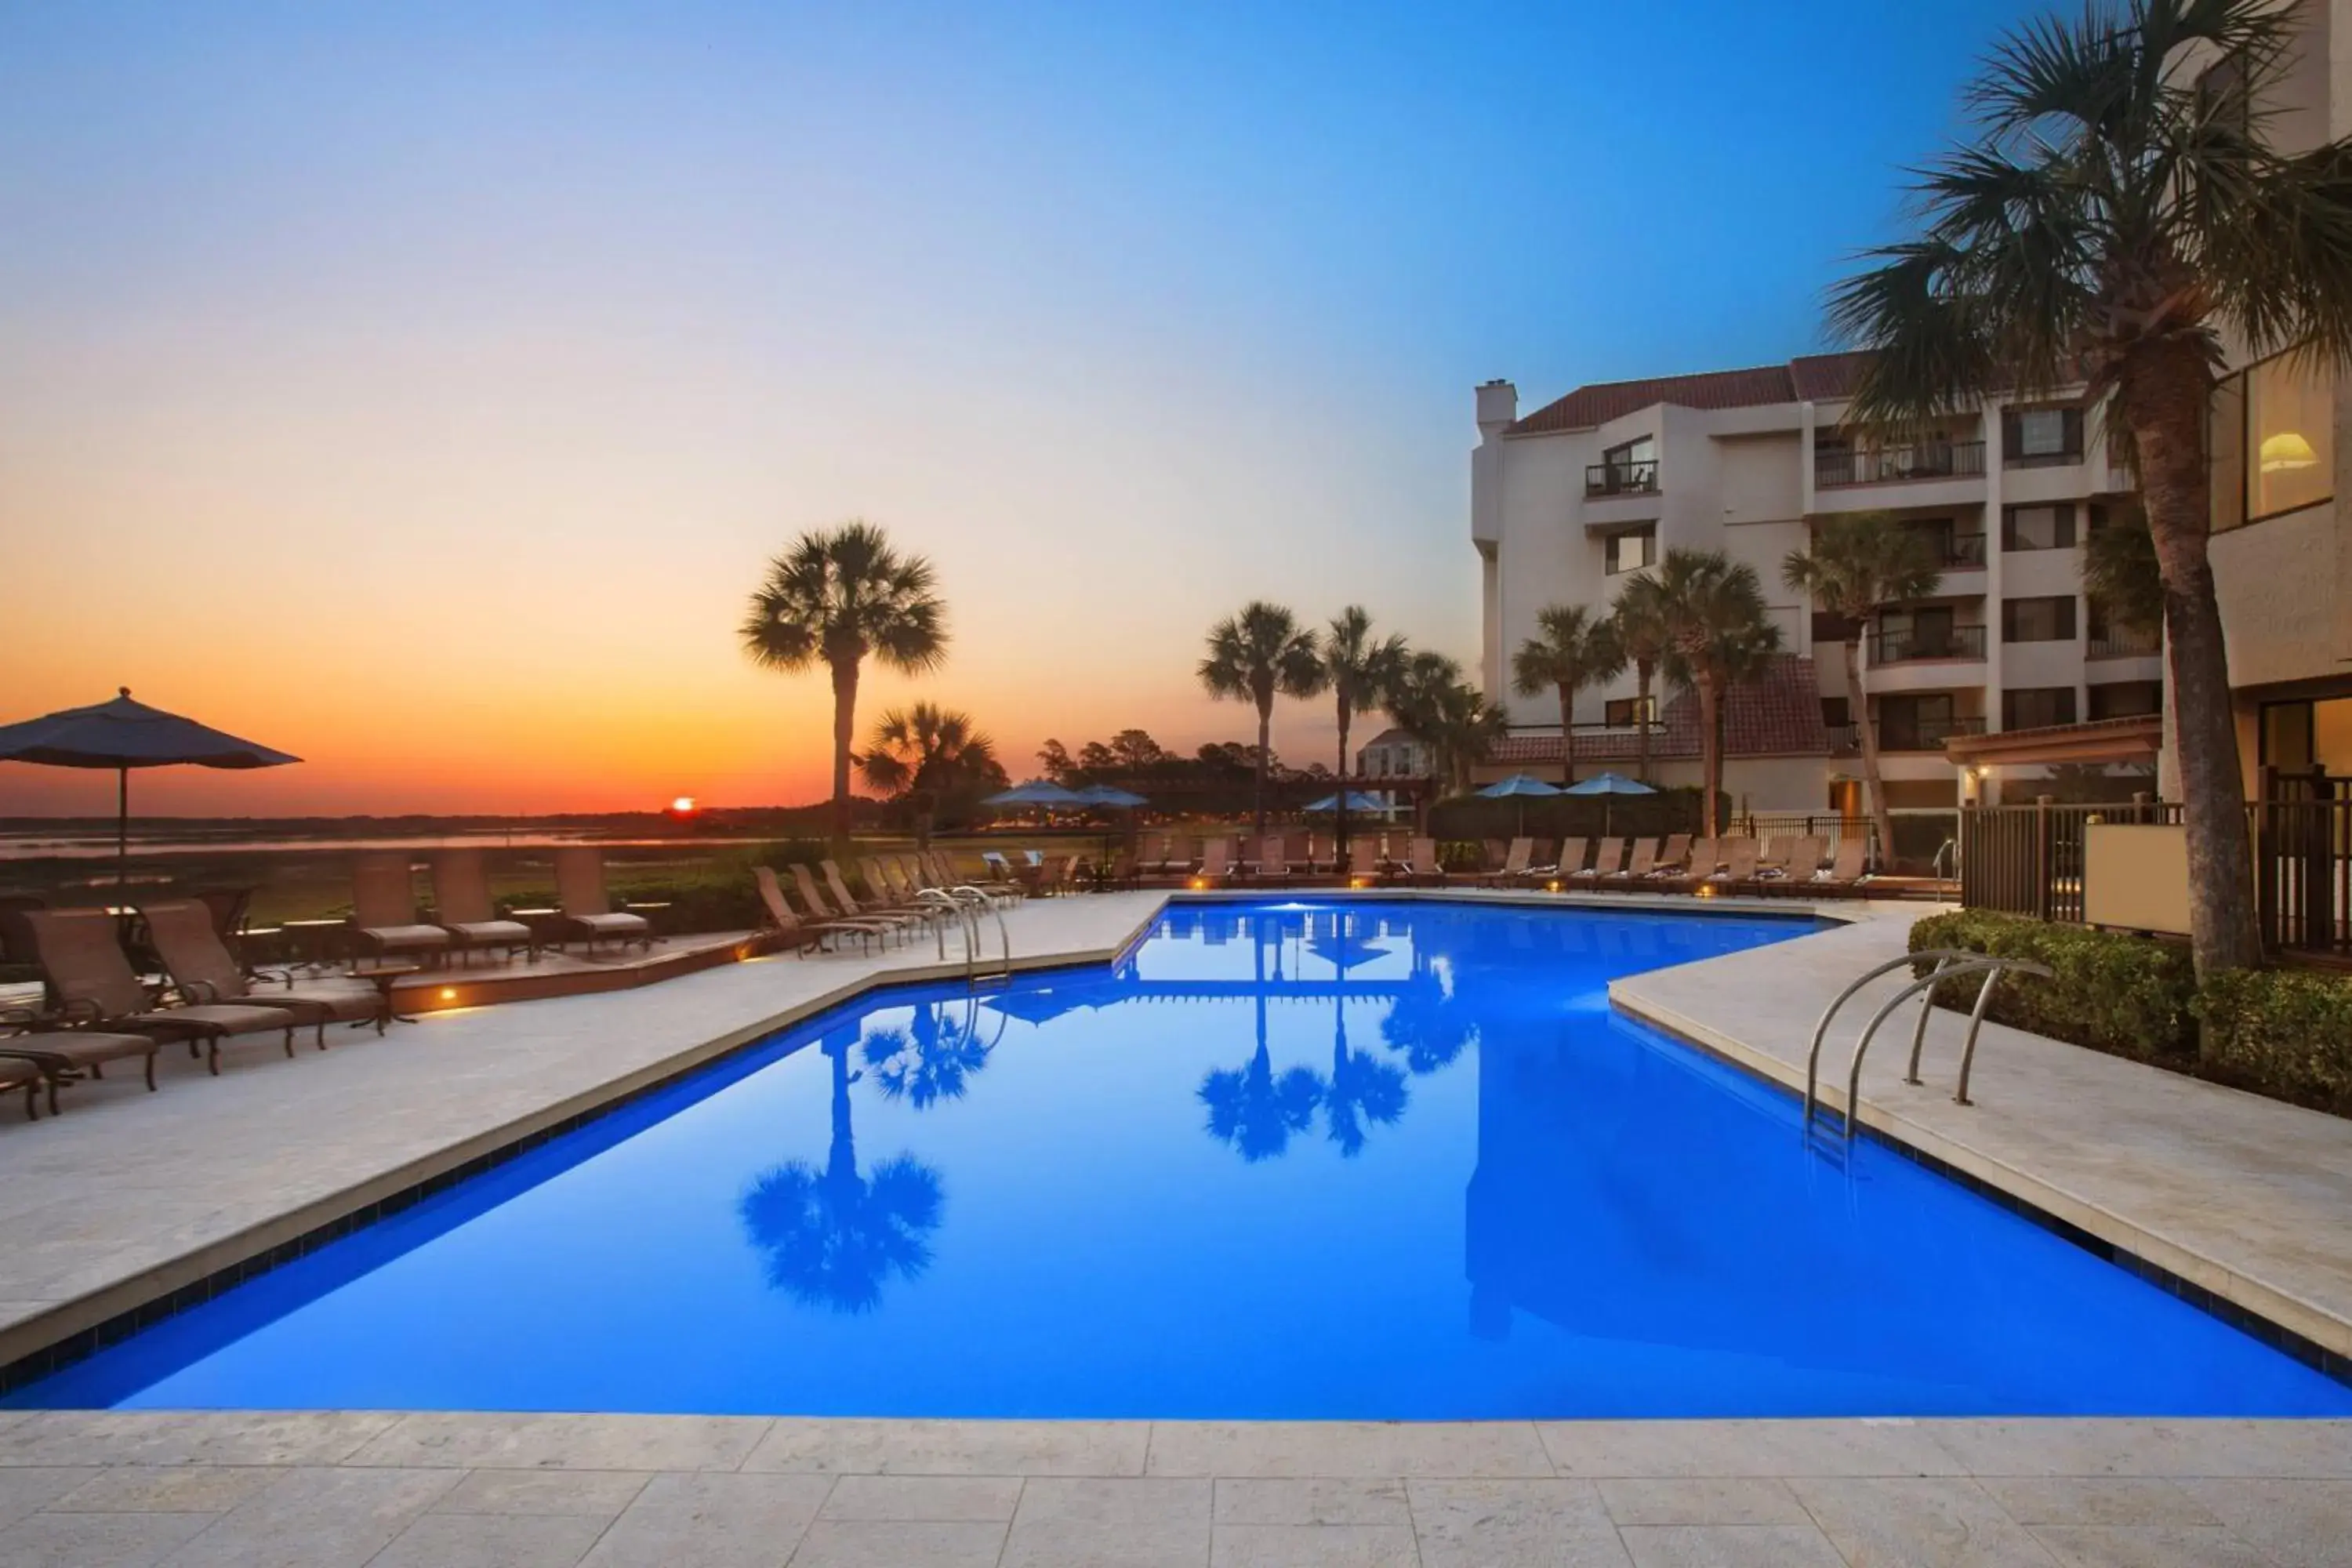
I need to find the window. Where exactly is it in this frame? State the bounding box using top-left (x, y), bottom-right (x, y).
top-left (2003, 405), bottom-right (2084, 465)
top-left (1590, 435), bottom-right (1658, 495)
top-left (1908, 516), bottom-right (1985, 568)
top-left (2002, 503), bottom-right (2076, 551)
top-left (2002, 596), bottom-right (2078, 643)
top-left (1820, 696), bottom-right (1850, 728)
top-left (2004, 688), bottom-right (2078, 730)
top-left (1603, 695), bottom-right (1656, 728)
top-left (2214, 350), bottom-right (2336, 529)
top-left (1878, 694), bottom-right (1956, 751)
top-left (2089, 682), bottom-right (2161, 721)
top-left (2196, 49), bottom-right (2249, 132)
top-left (1605, 524), bottom-right (1656, 575)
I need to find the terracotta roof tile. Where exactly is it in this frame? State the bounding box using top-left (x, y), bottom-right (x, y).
top-left (1505, 351), bottom-right (1886, 436)
top-left (1788, 350), bottom-right (1875, 401)
top-left (1490, 654), bottom-right (1831, 764)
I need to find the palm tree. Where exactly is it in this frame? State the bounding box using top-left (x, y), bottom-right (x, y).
top-left (741, 521), bottom-right (948, 852)
top-left (855, 702), bottom-right (1006, 848)
top-left (1610, 575), bottom-right (1673, 783)
top-left (1651, 549), bottom-right (1782, 839)
top-left (2082, 506), bottom-right (2165, 639)
top-left (1198, 602), bottom-right (1329, 839)
top-left (1828, 0), bottom-right (2352, 982)
top-left (1782, 514), bottom-right (1943, 868)
top-left (1511, 605), bottom-right (1626, 786)
top-left (737, 1027), bottom-right (944, 1313)
top-left (1320, 605), bottom-right (1410, 788)
top-left (1385, 652), bottom-right (1507, 798)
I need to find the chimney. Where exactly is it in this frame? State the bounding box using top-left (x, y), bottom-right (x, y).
top-left (1476, 379), bottom-right (1517, 437)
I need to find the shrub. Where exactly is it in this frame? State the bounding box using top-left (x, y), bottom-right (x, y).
top-left (1907, 909), bottom-right (2196, 1059)
top-left (2194, 969), bottom-right (2352, 1113)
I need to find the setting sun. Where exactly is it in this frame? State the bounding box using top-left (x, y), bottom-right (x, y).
top-left (670, 796), bottom-right (697, 815)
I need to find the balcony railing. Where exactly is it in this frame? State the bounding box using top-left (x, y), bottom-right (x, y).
top-left (1931, 532), bottom-right (1988, 569)
top-left (1586, 459), bottom-right (1659, 497)
top-left (1816, 440), bottom-right (1987, 488)
top-left (2088, 626), bottom-right (2161, 659)
top-left (1878, 714), bottom-right (1987, 752)
top-left (1869, 623), bottom-right (1987, 664)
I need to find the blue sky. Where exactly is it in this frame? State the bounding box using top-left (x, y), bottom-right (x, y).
top-left (0, 1), bottom-right (2046, 811)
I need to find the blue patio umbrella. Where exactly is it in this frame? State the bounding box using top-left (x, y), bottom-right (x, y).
top-left (1073, 785), bottom-right (1148, 809)
top-left (982, 779), bottom-right (1089, 808)
top-left (0, 687), bottom-right (300, 877)
top-left (1476, 771), bottom-right (1563, 834)
top-left (1561, 770), bottom-right (1656, 835)
top-left (1302, 791), bottom-right (1386, 814)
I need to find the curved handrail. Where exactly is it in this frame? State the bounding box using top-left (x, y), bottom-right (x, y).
top-left (1954, 956), bottom-right (2050, 1104)
top-left (1802, 949), bottom-right (1980, 1133)
top-left (1842, 958), bottom-right (2049, 1140)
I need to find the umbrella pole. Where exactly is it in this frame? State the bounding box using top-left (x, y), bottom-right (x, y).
top-left (117, 765), bottom-right (129, 887)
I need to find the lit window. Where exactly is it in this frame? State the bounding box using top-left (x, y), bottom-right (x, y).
top-left (1606, 525), bottom-right (1656, 575)
top-left (2247, 354), bottom-right (2333, 521)
top-left (1603, 696), bottom-right (1655, 728)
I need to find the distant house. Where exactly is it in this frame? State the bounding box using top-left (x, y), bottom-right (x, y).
top-left (1355, 728), bottom-right (1430, 781)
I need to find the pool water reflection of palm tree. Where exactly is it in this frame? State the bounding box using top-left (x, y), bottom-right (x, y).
top-left (1322, 1003), bottom-right (1407, 1157)
top-left (738, 1025), bottom-right (946, 1314)
top-left (1381, 949), bottom-right (1479, 1076)
top-left (862, 999), bottom-right (993, 1109)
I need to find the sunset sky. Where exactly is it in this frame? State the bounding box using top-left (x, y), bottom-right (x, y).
top-left (2, 1), bottom-right (2040, 817)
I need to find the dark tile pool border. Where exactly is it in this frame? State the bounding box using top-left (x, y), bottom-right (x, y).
top-left (1628, 1010), bottom-right (2352, 1390)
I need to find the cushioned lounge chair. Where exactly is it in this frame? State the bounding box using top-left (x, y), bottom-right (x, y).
top-left (553, 848), bottom-right (655, 955)
top-left (1483, 837), bottom-right (1534, 887)
top-left (1537, 837), bottom-right (1588, 883)
top-left (429, 851), bottom-right (535, 964)
top-left (1755, 835), bottom-right (1828, 895)
top-left (1570, 838), bottom-right (1624, 885)
top-left (22, 908), bottom-right (298, 1075)
top-left (754, 866), bottom-right (886, 954)
top-left (1661, 837), bottom-right (1718, 888)
top-left (350, 852), bottom-right (452, 969)
top-left (1708, 837), bottom-right (1760, 891)
top-left (1649, 833), bottom-right (1693, 879)
top-left (1604, 837), bottom-right (1658, 886)
top-left (140, 898), bottom-right (387, 1044)
top-left (797, 863), bottom-right (909, 941)
top-left (1806, 838), bottom-right (1872, 895)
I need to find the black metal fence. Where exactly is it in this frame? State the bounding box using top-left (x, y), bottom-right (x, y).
top-left (1958, 779), bottom-right (2350, 958)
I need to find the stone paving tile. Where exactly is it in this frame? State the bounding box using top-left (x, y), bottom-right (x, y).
top-left (577, 1471), bottom-right (834, 1568)
top-left (0, 1470), bottom-right (100, 1530)
top-left (1404, 1478), bottom-right (1628, 1568)
top-left (431, 1467), bottom-right (654, 1518)
top-left (347, 1411), bottom-right (772, 1472)
top-left (151, 1465), bottom-right (463, 1568)
top-left (818, 1474), bottom-right (1023, 1522)
top-left (1214, 1478), bottom-right (1412, 1526)
top-left (1000, 1517), bottom-right (1211, 1568)
top-left (1926, 1417), bottom-right (2352, 1478)
top-left (1211, 1521), bottom-right (1421, 1566)
top-left (0, 1508), bottom-right (216, 1568)
top-left (2169, 1477), bottom-right (2352, 1568)
top-left (1615, 1523), bottom-right (1846, 1567)
top-left (1541, 1419), bottom-right (1962, 1478)
top-left (1594, 1478), bottom-right (1810, 1526)
top-left (2027, 1523), bottom-right (2274, 1567)
top-left (47, 1466), bottom-right (277, 1515)
top-left (786, 1518), bottom-right (1009, 1566)
top-left (746, 1417), bottom-right (1148, 1475)
top-left (367, 1510), bottom-right (609, 1568)
top-left (1786, 1475), bottom-right (2060, 1567)
top-left (1013, 1475), bottom-right (1210, 1524)
top-left (1149, 1421), bottom-right (1552, 1477)
top-left (1973, 1475), bottom-right (2220, 1526)
top-left (0, 1410), bottom-right (397, 1468)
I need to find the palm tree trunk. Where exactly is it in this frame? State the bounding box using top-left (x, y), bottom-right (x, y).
top-left (1846, 634), bottom-right (1893, 873)
top-left (2118, 345), bottom-right (2263, 1002)
top-left (829, 658), bottom-right (861, 855)
top-left (1254, 702), bottom-right (1273, 841)
top-left (1334, 699), bottom-right (1352, 858)
top-left (1697, 676), bottom-right (1722, 839)
top-left (1634, 660), bottom-right (1654, 782)
top-left (1557, 684), bottom-right (1576, 787)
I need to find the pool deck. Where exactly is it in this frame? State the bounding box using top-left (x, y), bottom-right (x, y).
top-left (2, 888), bottom-right (2351, 1564)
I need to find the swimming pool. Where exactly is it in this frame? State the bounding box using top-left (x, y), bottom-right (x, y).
top-left (16, 899), bottom-right (2351, 1417)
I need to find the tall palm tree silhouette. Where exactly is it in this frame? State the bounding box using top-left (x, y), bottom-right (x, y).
top-left (1198, 917), bottom-right (1323, 1162)
top-left (739, 1025), bottom-right (944, 1313)
top-left (862, 1000), bottom-right (993, 1109)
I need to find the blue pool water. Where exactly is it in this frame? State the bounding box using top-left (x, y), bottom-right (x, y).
top-left (17, 900), bottom-right (2352, 1418)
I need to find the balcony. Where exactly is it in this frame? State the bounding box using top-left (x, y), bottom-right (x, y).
top-left (1869, 623), bottom-right (1987, 664)
top-left (1586, 459), bottom-right (1659, 497)
top-left (2088, 626), bottom-right (2161, 659)
top-left (1816, 441), bottom-right (1987, 488)
top-left (1929, 532), bottom-right (1988, 570)
top-left (1878, 714), bottom-right (1987, 752)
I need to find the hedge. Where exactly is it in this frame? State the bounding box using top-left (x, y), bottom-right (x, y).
top-left (2194, 969), bottom-right (2352, 1114)
top-left (1907, 909), bottom-right (2197, 1060)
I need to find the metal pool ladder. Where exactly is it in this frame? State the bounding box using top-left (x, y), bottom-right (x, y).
top-left (916, 887), bottom-right (1011, 986)
top-left (1800, 949), bottom-right (2055, 1142)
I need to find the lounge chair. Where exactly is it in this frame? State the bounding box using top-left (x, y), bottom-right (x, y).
top-left (1258, 836), bottom-right (1294, 885)
top-left (753, 867), bottom-right (886, 954)
top-left (350, 852), bottom-right (452, 969)
top-left (1483, 837), bottom-right (1534, 887)
top-left (429, 850), bottom-right (535, 964)
top-left (1649, 833), bottom-right (1693, 879)
top-left (1605, 838), bottom-right (1658, 886)
top-left (1536, 837), bottom-right (1588, 884)
top-left (935, 851), bottom-right (1020, 906)
top-left (1708, 837), bottom-right (1761, 892)
top-left (1659, 837), bottom-right (1718, 887)
top-left (0, 1013), bottom-right (164, 1112)
top-left (792, 863), bottom-right (906, 942)
top-left (1199, 839), bottom-right (1236, 884)
top-left (1806, 838), bottom-right (1872, 896)
top-left (823, 860), bottom-right (928, 930)
top-left (21, 907), bottom-right (297, 1075)
top-left (1403, 837), bottom-right (1446, 886)
top-left (857, 857), bottom-right (939, 923)
top-left (552, 848), bottom-right (655, 955)
top-left (0, 1044), bottom-right (56, 1118)
top-left (1346, 842), bottom-right (1381, 883)
top-left (1755, 835), bottom-right (1828, 895)
top-left (140, 898), bottom-right (388, 1044)
top-left (1570, 838), bottom-right (1625, 885)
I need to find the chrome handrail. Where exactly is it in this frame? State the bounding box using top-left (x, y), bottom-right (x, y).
top-left (1802, 949), bottom-right (1978, 1133)
top-left (1842, 958), bottom-right (2049, 1140)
